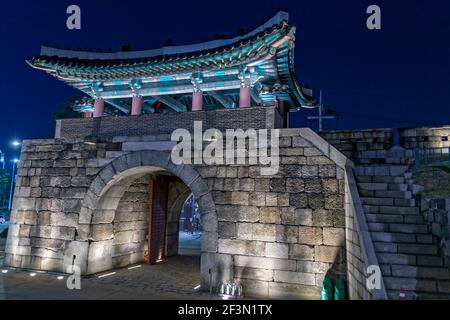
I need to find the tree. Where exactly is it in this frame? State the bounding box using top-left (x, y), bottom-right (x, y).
top-left (53, 97), bottom-right (84, 119)
top-left (0, 169), bottom-right (10, 209)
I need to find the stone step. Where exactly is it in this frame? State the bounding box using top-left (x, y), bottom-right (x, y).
top-left (384, 277), bottom-right (440, 293)
top-left (355, 165), bottom-right (409, 177)
top-left (373, 243), bottom-right (439, 255)
top-left (417, 255), bottom-right (445, 267)
top-left (366, 213), bottom-right (423, 225)
top-left (364, 204), bottom-right (420, 215)
top-left (393, 198), bottom-right (416, 207)
top-left (368, 222), bottom-right (390, 232)
top-left (390, 265), bottom-right (449, 280)
top-left (373, 242), bottom-right (438, 255)
top-left (372, 176), bottom-right (405, 184)
top-left (377, 253), bottom-right (417, 265)
top-left (378, 206), bottom-right (420, 215)
top-left (361, 197), bottom-right (394, 206)
top-left (357, 183), bottom-right (388, 191)
top-left (388, 289), bottom-right (450, 300)
top-left (403, 215), bottom-right (424, 224)
top-left (366, 213), bottom-right (404, 224)
top-left (374, 190), bottom-right (412, 199)
top-left (371, 232), bottom-right (433, 244)
top-left (415, 292), bottom-right (450, 300)
top-left (389, 223), bottom-right (428, 234)
top-left (387, 290), bottom-right (417, 300)
top-left (416, 234), bottom-right (436, 244)
top-left (388, 183), bottom-right (409, 192)
top-left (371, 232), bottom-right (416, 244)
top-left (374, 242), bottom-right (398, 253)
top-left (397, 243), bottom-right (439, 255)
top-left (359, 191), bottom-right (414, 203)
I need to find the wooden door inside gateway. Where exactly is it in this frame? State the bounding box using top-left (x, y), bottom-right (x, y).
top-left (146, 176), bottom-right (169, 264)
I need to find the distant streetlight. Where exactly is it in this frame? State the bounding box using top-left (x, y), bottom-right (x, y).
top-left (0, 150), bottom-right (4, 169)
top-left (11, 141), bottom-right (21, 147)
top-left (8, 159), bottom-right (20, 211)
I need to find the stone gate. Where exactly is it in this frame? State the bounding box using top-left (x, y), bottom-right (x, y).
top-left (4, 107), bottom-right (361, 299)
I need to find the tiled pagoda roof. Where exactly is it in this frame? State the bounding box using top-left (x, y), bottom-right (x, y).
top-left (27, 11), bottom-right (316, 111)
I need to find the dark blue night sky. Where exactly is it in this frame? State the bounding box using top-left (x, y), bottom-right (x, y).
top-left (1, 0), bottom-right (450, 162)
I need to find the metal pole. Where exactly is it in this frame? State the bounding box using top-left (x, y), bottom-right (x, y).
top-left (319, 90), bottom-right (323, 132)
top-left (8, 162), bottom-right (16, 211)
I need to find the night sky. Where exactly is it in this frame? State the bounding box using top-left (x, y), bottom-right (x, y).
top-left (1, 0), bottom-right (450, 163)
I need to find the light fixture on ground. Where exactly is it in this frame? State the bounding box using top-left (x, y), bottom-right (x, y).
top-left (98, 272), bottom-right (116, 278)
top-left (1, 270), bottom-right (8, 274)
top-left (127, 265), bottom-right (142, 270)
top-left (29, 273), bottom-right (36, 277)
top-left (57, 276), bottom-right (64, 280)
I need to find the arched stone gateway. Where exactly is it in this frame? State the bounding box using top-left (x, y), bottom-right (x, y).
top-left (5, 127), bottom-right (370, 299)
top-left (67, 150), bottom-right (218, 289)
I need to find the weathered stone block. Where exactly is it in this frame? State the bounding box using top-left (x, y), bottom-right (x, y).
top-left (218, 239), bottom-right (265, 256)
top-left (290, 193), bottom-right (308, 209)
top-left (265, 243), bottom-right (289, 259)
top-left (50, 212), bottom-right (79, 228)
top-left (231, 192), bottom-right (249, 205)
top-left (323, 228), bottom-right (345, 246)
top-left (289, 244), bottom-right (315, 261)
top-left (281, 208), bottom-right (313, 226)
top-left (286, 178), bottom-right (304, 193)
top-left (315, 245), bottom-right (343, 263)
top-left (234, 267), bottom-right (274, 282)
top-left (259, 207), bottom-right (281, 224)
top-left (236, 223), bottom-right (253, 240)
top-left (298, 227), bottom-right (323, 245)
top-left (249, 192), bottom-right (266, 206)
top-left (252, 224), bottom-right (276, 242)
top-left (234, 255), bottom-right (296, 271)
top-left (218, 222), bottom-right (236, 239)
top-left (274, 270), bottom-right (316, 286)
top-left (275, 225), bottom-right (298, 243)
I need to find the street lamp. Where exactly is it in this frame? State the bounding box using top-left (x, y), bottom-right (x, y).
top-left (0, 150), bottom-right (4, 169)
top-left (11, 141), bottom-right (21, 147)
top-left (8, 159), bottom-right (20, 211)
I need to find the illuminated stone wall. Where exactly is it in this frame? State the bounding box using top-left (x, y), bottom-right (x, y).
top-left (5, 127), bottom-right (348, 299)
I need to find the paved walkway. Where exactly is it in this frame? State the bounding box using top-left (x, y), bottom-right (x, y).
top-left (0, 255), bottom-right (214, 300)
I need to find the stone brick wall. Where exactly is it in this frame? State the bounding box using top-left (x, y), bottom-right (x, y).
top-left (112, 176), bottom-right (149, 268)
top-left (5, 127), bottom-right (349, 299)
top-left (399, 126), bottom-right (450, 149)
top-left (344, 168), bottom-right (387, 300)
top-left (203, 129), bottom-right (348, 298)
top-left (420, 197), bottom-right (450, 267)
top-left (320, 129), bottom-right (393, 164)
top-left (56, 107), bottom-right (283, 140)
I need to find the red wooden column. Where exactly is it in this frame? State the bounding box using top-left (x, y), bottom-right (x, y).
top-left (239, 85), bottom-right (251, 108)
top-left (192, 90), bottom-right (203, 111)
top-left (147, 177), bottom-right (169, 264)
top-left (93, 98), bottom-right (105, 118)
top-left (131, 95), bottom-right (143, 116)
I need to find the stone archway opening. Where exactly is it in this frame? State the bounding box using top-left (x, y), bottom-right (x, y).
top-left (87, 167), bottom-right (203, 279)
top-left (71, 151), bottom-right (218, 293)
top-left (177, 195), bottom-right (202, 256)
